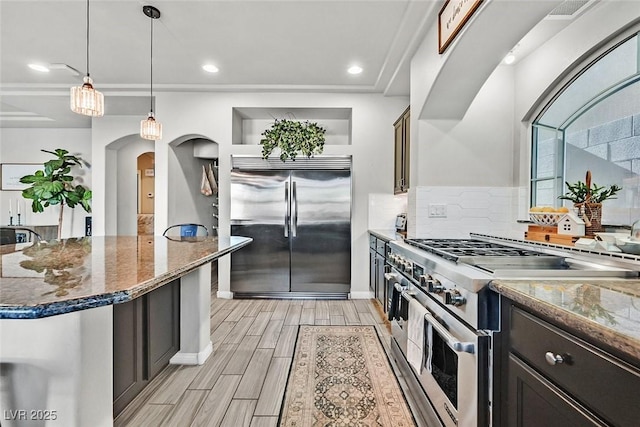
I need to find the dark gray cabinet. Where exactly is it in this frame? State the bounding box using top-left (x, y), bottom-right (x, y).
top-left (113, 279), bottom-right (180, 418)
top-left (368, 234), bottom-right (389, 311)
top-left (393, 106), bottom-right (410, 194)
top-left (508, 354), bottom-right (604, 426)
top-left (500, 301), bottom-right (640, 427)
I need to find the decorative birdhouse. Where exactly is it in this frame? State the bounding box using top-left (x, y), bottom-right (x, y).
top-left (557, 212), bottom-right (585, 236)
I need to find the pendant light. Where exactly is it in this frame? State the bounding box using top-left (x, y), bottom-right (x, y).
top-left (140, 5), bottom-right (162, 140)
top-left (70, 0), bottom-right (104, 117)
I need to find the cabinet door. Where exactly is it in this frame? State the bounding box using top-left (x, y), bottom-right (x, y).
top-left (375, 252), bottom-right (386, 310)
top-left (401, 110), bottom-right (410, 191)
top-left (394, 119), bottom-right (404, 194)
top-left (147, 279), bottom-right (180, 379)
top-left (507, 354), bottom-right (606, 427)
top-left (113, 281), bottom-right (180, 419)
top-left (369, 248), bottom-right (377, 294)
top-left (393, 107), bottom-right (410, 194)
top-left (113, 298), bottom-right (145, 418)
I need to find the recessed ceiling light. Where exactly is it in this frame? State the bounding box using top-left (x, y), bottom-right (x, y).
top-left (202, 64), bottom-right (219, 73)
top-left (28, 63), bottom-right (50, 72)
top-left (347, 65), bottom-right (363, 75)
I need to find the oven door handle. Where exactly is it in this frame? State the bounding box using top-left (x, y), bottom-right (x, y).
top-left (424, 312), bottom-right (475, 354)
top-left (384, 273), bottom-right (410, 293)
top-left (384, 272), bottom-right (399, 284)
top-left (401, 290), bottom-right (416, 300)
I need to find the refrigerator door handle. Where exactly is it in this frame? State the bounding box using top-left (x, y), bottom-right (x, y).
top-left (285, 181), bottom-right (290, 238)
top-left (292, 181), bottom-right (298, 237)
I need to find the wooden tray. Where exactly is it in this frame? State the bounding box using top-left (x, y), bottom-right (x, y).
top-left (525, 225), bottom-right (580, 246)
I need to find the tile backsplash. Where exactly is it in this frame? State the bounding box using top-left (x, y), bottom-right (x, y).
top-left (406, 186), bottom-right (528, 239)
top-left (368, 193), bottom-right (408, 230)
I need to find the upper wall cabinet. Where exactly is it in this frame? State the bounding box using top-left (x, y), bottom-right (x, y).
top-left (232, 107), bottom-right (352, 145)
top-left (394, 106), bottom-right (410, 194)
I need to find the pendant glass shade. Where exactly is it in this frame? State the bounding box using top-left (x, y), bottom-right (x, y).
top-left (140, 112), bottom-right (162, 140)
top-left (71, 75), bottom-right (104, 117)
top-left (71, 0), bottom-right (103, 117)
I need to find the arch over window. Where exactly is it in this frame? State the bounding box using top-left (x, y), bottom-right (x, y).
top-left (531, 31), bottom-right (640, 225)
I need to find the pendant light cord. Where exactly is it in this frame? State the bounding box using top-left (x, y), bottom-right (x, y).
top-left (86, 0), bottom-right (90, 77)
top-left (150, 13), bottom-right (154, 114)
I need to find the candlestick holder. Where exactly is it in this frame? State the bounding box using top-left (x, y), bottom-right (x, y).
top-left (9, 216), bottom-right (13, 226)
top-left (17, 213), bottom-right (21, 226)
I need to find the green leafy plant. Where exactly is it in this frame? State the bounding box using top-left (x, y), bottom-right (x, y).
top-left (558, 180), bottom-right (621, 204)
top-left (20, 149), bottom-right (92, 239)
top-left (260, 119), bottom-right (326, 161)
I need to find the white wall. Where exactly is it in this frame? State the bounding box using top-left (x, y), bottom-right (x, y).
top-left (0, 128), bottom-right (92, 238)
top-left (92, 92), bottom-right (409, 298)
top-left (414, 66), bottom-right (516, 187)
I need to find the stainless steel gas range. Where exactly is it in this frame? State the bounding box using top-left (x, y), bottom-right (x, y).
top-left (385, 236), bottom-right (638, 427)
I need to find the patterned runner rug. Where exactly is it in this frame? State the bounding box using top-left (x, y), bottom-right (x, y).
top-left (279, 325), bottom-right (416, 426)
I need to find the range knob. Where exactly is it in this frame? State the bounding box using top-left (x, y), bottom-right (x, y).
top-left (444, 289), bottom-right (466, 307)
top-left (419, 275), bottom-right (444, 293)
top-left (403, 261), bottom-right (413, 274)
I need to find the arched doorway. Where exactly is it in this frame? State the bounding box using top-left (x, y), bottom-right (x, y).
top-left (104, 135), bottom-right (155, 236)
top-left (137, 152), bottom-right (155, 235)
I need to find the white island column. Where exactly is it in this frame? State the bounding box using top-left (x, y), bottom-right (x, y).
top-left (0, 306), bottom-right (113, 427)
top-left (170, 262), bottom-right (213, 365)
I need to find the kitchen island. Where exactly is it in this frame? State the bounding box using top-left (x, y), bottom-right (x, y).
top-left (0, 235), bottom-right (251, 427)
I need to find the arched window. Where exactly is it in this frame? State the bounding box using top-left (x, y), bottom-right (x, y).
top-left (531, 31), bottom-right (640, 225)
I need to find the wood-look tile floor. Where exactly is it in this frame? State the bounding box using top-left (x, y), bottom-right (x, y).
top-left (115, 293), bottom-right (392, 427)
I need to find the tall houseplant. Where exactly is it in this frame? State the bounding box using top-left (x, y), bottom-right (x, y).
top-left (20, 149), bottom-right (92, 239)
top-left (260, 118), bottom-right (326, 161)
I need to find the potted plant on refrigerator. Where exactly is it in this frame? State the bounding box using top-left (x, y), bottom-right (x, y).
top-left (558, 170), bottom-right (621, 235)
top-left (260, 118), bottom-right (326, 161)
top-left (20, 149), bottom-right (92, 239)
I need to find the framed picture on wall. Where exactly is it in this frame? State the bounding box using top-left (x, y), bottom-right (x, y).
top-left (438, 0), bottom-right (483, 54)
top-left (0, 163), bottom-right (41, 190)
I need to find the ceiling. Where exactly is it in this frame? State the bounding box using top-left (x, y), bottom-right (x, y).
top-left (0, 0), bottom-right (592, 129)
top-left (0, 0), bottom-right (437, 128)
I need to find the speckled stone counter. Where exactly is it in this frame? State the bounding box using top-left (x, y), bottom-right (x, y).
top-left (490, 279), bottom-right (640, 362)
top-left (0, 235), bottom-right (252, 319)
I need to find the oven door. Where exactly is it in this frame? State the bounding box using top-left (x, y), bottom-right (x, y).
top-left (419, 299), bottom-right (490, 427)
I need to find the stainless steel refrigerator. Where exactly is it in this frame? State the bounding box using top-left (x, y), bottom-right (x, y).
top-left (230, 156), bottom-right (351, 298)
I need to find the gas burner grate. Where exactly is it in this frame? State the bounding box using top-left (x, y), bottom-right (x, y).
top-left (404, 238), bottom-right (547, 262)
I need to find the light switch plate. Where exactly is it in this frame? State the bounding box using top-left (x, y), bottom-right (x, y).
top-left (428, 204), bottom-right (447, 218)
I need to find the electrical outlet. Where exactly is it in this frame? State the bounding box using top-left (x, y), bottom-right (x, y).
top-left (428, 204), bottom-right (447, 218)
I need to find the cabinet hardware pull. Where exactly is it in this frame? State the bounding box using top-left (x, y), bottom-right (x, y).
top-left (545, 352), bottom-right (565, 366)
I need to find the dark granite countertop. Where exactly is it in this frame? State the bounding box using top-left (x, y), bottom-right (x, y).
top-left (0, 235), bottom-right (251, 319)
top-left (490, 278), bottom-right (640, 362)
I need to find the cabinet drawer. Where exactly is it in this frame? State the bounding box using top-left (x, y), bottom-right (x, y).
top-left (510, 307), bottom-right (640, 427)
top-left (376, 239), bottom-right (386, 255)
top-left (369, 235), bottom-right (377, 250)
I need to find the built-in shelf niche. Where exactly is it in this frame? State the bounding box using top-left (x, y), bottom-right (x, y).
top-left (192, 138), bottom-right (219, 159)
top-left (232, 107), bottom-right (352, 145)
